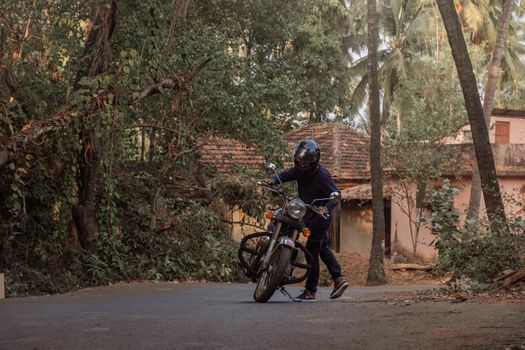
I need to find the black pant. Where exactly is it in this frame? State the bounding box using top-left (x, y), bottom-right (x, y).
top-left (305, 228), bottom-right (343, 293)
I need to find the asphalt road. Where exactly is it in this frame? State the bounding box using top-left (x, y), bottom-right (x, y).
top-left (0, 282), bottom-right (524, 350)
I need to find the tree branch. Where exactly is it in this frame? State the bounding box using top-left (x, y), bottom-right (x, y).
top-left (129, 58), bottom-right (211, 105)
top-left (0, 59), bottom-right (211, 169)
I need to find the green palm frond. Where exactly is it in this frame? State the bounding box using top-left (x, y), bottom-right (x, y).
top-left (380, 0), bottom-right (400, 37)
top-left (403, 0), bottom-right (426, 23)
top-left (502, 50), bottom-right (519, 83)
top-left (342, 33), bottom-right (368, 53)
top-left (381, 48), bottom-right (408, 84)
top-left (509, 36), bottom-right (525, 54)
top-left (380, 67), bottom-right (393, 105)
top-left (405, 7), bottom-right (436, 51)
top-left (462, 0), bottom-right (485, 37)
top-left (348, 74), bottom-right (369, 116)
top-left (348, 54), bottom-right (369, 77)
top-left (484, 18), bottom-right (497, 46)
top-left (507, 48), bottom-right (525, 76)
top-left (348, 49), bottom-right (389, 77)
top-left (393, 48), bottom-right (408, 79)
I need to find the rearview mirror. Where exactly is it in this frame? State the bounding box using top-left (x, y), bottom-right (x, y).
top-left (329, 191), bottom-right (341, 204)
top-left (265, 163), bottom-right (282, 185)
top-left (266, 163), bottom-right (277, 172)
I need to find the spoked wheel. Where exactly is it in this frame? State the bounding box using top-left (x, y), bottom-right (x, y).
top-left (238, 232), bottom-right (271, 279)
top-left (253, 245), bottom-right (292, 303)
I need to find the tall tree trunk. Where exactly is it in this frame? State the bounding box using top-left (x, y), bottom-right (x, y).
top-left (366, 0), bottom-right (386, 285)
top-left (436, 0), bottom-right (507, 230)
top-left (141, 127), bottom-right (146, 161)
top-left (466, 0), bottom-right (514, 222)
top-left (71, 0), bottom-right (117, 251)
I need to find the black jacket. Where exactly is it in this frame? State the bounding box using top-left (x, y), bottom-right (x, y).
top-left (271, 165), bottom-right (340, 230)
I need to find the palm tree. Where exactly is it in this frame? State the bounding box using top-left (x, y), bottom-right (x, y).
top-left (457, 0), bottom-right (525, 102)
top-left (345, 0), bottom-right (440, 120)
top-left (346, 0), bottom-right (524, 121)
top-left (436, 0), bottom-right (507, 230)
top-left (466, 0), bottom-right (516, 221)
top-left (367, 0), bottom-right (386, 286)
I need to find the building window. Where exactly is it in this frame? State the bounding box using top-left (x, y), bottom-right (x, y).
top-left (495, 121), bottom-right (510, 144)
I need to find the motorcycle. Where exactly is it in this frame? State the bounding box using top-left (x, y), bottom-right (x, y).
top-left (238, 163), bottom-right (341, 302)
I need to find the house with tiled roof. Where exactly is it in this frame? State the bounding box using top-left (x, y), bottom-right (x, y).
top-left (195, 126), bottom-right (379, 250)
top-left (195, 124), bottom-right (386, 256)
top-left (390, 110), bottom-right (525, 262)
top-left (283, 123), bottom-right (385, 255)
top-left (286, 117), bottom-right (525, 263)
top-left (195, 114), bottom-right (525, 263)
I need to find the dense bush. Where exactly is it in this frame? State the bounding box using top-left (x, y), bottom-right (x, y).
top-left (4, 164), bottom-right (246, 297)
top-left (429, 180), bottom-right (525, 284)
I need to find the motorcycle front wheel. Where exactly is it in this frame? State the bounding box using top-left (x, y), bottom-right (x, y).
top-left (253, 245), bottom-right (292, 303)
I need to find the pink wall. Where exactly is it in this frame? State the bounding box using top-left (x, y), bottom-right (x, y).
top-left (390, 177), bottom-right (525, 262)
top-left (446, 116), bottom-right (525, 144)
top-left (389, 182), bottom-right (436, 262)
top-left (491, 117), bottom-right (525, 144)
top-left (450, 177), bottom-right (525, 221)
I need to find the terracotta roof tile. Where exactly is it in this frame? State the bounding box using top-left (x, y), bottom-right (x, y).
top-left (492, 109), bottom-right (525, 117)
top-left (341, 184), bottom-right (392, 200)
top-left (284, 123), bottom-right (370, 181)
top-left (197, 137), bottom-right (265, 175)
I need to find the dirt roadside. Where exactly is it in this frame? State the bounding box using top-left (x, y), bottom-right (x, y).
top-left (330, 252), bottom-right (525, 303)
top-left (333, 252), bottom-right (439, 287)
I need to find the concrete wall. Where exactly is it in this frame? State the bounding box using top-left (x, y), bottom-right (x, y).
top-left (230, 206), bottom-right (269, 242)
top-left (390, 176), bottom-right (525, 262)
top-left (446, 116), bottom-right (525, 144)
top-left (450, 177), bottom-right (525, 221)
top-left (390, 183), bottom-right (437, 262)
top-left (339, 202), bottom-right (373, 255)
top-left (492, 117), bottom-right (525, 144)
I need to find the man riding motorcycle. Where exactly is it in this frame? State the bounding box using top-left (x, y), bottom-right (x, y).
top-left (262, 139), bottom-right (349, 301)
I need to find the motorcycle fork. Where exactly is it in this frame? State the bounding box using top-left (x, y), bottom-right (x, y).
top-left (262, 221), bottom-right (282, 267)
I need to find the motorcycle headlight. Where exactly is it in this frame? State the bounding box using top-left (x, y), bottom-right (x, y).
top-left (286, 199), bottom-right (307, 220)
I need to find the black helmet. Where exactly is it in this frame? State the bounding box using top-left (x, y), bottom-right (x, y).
top-left (293, 139), bottom-right (320, 173)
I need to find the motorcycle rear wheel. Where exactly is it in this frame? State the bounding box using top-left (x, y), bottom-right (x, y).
top-left (253, 245), bottom-right (292, 303)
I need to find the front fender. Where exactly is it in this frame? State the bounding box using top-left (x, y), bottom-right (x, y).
top-left (277, 236), bottom-right (295, 248)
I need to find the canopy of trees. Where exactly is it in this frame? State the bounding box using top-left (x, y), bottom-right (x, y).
top-left (1, 0), bottom-right (524, 295)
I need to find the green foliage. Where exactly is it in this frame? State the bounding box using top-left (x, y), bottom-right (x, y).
top-left (382, 64), bottom-right (468, 258)
top-left (210, 170), bottom-right (268, 219)
top-left (385, 73), bottom-right (468, 182)
top-left (429, 180), bottom-right (525, 283)
top-left (2, 0), bottom-right (522, 297)
top-left (0, 0), bottom-right (355, 296)
top-left (345, 0), bottom-right (525, 121)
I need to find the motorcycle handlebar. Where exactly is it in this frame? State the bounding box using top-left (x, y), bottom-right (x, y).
top-left (307, 204), bottom-right (329, 220)
top-left (256, 182), bottom-right (330, 219)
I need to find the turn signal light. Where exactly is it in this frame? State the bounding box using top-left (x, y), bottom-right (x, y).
top-left (302, 228), bottom-right (311, 238)
top-left (265, 211), bottom-right (273, 220)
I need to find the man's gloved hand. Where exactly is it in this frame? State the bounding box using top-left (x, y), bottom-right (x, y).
top-left (314, 206), bottom-right (329, 217)
top-left (260, 178), bottom-right (274, 186)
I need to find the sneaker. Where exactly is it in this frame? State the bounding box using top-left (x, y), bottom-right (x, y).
top-left (296, 289), bottom-right (316, 301)
top-left (330, 277), bottom-right (349, 299)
